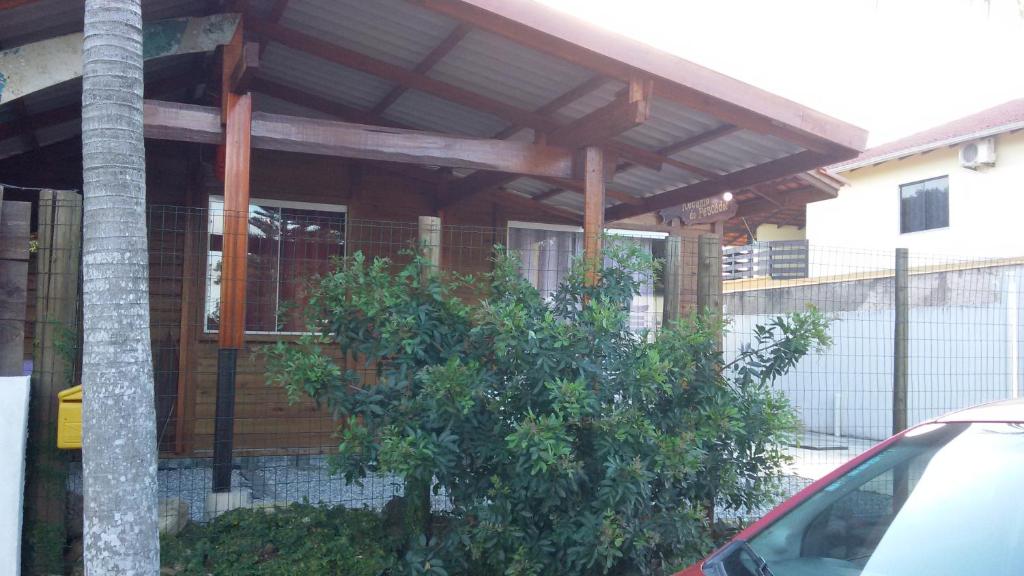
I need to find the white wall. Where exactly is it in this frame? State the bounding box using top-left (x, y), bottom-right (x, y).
top-left (0, 377), bottom-right (30, 576)
top-left (725, 266), bottom-right (1024, 441)
top-left (807, 131), bottom-right (1024, 273)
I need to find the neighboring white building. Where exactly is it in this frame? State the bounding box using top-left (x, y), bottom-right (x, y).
top-left (806, 99), bottom-right (1024, 270)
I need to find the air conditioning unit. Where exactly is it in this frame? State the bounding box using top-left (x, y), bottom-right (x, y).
top-left (959, 138), bottom-right (997, 170)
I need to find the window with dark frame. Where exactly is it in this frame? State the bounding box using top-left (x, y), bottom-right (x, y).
top-left (205, 197), bottom-right (346, 334)
top-left (899, 176), bottom-right (949, 234)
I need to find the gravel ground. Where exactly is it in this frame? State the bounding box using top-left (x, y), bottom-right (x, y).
top-left (68, 456), bottom-right (447, 523)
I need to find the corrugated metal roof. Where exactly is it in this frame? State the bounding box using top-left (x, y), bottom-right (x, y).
top-left (382, 89), bottom-right (507, 137)
top-left (281, 0), bottom-right (457, 69)
top-left (676, 130), bottom-right (803, 174)
top-left (549, 81), bottom-right (622, 125)
top-left (616, 98), bottom-right (721, 152)
top-left (0, 0), bottom-right (208, 49)
top-left (260, 44), bottom-right (395, 111)
top-left (254, 93), bottom-right (336, 119)
top-left (428, 29), bottom-right (593, 112)
top-left (0, 0), bottom-right (842, 218)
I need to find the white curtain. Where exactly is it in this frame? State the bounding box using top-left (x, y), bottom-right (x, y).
top-left (508, 226), bottom-right (661, 332)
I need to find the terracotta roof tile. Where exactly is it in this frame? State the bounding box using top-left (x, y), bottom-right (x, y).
top-left (831, 98), bottom-right (1024, 172)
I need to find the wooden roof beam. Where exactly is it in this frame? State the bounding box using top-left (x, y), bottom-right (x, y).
top-left (143, 99), bottom-right (578, 179)
top-left (229, 41), bottom-right (260, 94)
top-left (492, 74), bottom-right (609, 140)
top-left (438, 76), bottom-right (652, 208)
top-left (369, 23), bottom-right (471, 117)
top-left (546, 76), bottom-right (651, 147)
top-left (605, 150), bottom-right (829, 221)
top-left (535, 176), bottom-right (643, 206)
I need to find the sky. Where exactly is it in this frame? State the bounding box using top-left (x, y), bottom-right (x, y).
top-left (536, 0), bottom-right (1024, 147)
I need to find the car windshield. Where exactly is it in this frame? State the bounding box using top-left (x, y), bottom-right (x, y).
top-left (748, 422), bottom-right (1024, 576)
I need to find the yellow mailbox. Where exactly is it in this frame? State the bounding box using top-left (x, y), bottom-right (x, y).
top-left (57, 385), bottom-right (82, 449)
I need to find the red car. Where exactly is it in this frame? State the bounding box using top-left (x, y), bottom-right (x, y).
top-left (677, 399), bottom-right (1024, 576)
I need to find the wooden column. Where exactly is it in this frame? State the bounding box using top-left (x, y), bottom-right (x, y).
top-left (418, 215), bottom-right (442, 271)
top-left (697, 234), bottom-right (723, 319)
top-left (173, 156), bottom-right (202, 455)
top-left (583, 146), bottom-right (605, 286)
top-left (213, 26), bottom-right (253, 493)
top-left (662, 234), bottom-right (682, 326)
top-left (25, 190), bottom-right (81, 573)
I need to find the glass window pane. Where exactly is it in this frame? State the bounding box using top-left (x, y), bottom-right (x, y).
top-left (206, 199), bottom-right (346, 334)
top-left (900, 176), bottom-right (948, 233)
top-left (205, 200), bottom-right (224, 331)
top-left (277, 207), bottom-right (346, 332)
top-left (245, 204), bottom-right (281, 332)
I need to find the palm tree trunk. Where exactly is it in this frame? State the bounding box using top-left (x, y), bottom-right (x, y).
top-left (81, 0), bottom-right (160, 573)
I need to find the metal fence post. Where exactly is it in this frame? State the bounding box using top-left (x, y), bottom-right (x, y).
top-left (893, 247), bottom-right (909, 434)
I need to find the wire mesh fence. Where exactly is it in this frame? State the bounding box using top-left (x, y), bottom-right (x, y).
top-left (723, 243), bottom-right (1024, 517)
top-left (134, 206), bottom-right (678, 523)
top-left (17, 199), bottom-right (1024, 568)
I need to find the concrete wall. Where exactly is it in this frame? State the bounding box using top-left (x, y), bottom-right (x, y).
top-left (806, 130), bottom-right (1024, 274)
top-left (725, 264), bottom-right (1024, 440)
top-left (755, 223), bottom-right (805, 242)
top-left (0, 376), bottom-right (30, 576)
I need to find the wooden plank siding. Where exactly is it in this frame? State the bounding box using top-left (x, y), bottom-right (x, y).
top-left (94, 143), bottom-right (699, 456)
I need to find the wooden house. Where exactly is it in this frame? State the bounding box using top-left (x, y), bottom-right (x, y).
top-left (0, 0), bottom-right (866, 489)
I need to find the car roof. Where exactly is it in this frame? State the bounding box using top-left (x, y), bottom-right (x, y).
top-left (935, 398), bottom-right (1024, 424)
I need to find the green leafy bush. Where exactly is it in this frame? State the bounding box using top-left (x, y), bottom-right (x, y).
top-left (160, 503), bottom-right (397, 575)
top-left (265, 241), bottom-right (829, 575)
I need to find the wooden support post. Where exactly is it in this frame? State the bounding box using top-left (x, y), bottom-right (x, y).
top-left (418, 216), bottom-right (442, 271)
top-left (583, 146), bottom-right (605, 286)
top-left (662, 234), bottom-right (682, 326)
top-left (25, 189), bottom-right (81, 573)
top-left (696, 234), bottom-right (723, 323)
top-left (0, 191), bottom-right (31, 376)
top-left (893, 247), bottom-right (909, 434)
top-left (173, 156), bottom-right (202, 455)
top-left (213, 26), bottom-right (253, 493)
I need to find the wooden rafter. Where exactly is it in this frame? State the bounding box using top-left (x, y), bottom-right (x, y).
top-left (546, 76), bottom-right (651, 147)
top-left (490, 188), bottom-right (581, 223)
top-left (438, 76), bottom-right (652, 208)
top-left (534, 176), bottom-right (642, 206)
top-left (492, 74), bottom-right (609, 140)
top-left (247, 19), bottom-right (559, 132)
top-left (657, 124), bottom-right (739, 157)
top-left (268, 0), bottom-right (291, 22)
top-left (606, 150), bottom-right (828, 221)
top-left (250, 77), bottom-right (380, 124)
top-left (368, 23), bottom-right (471, 117)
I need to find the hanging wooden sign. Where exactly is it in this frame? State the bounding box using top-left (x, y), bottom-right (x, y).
top-left (659, 196), bottom-right (737, 226)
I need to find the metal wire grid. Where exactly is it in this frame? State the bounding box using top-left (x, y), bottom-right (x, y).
top-left (32, 203), bottom-right (1023, 531)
